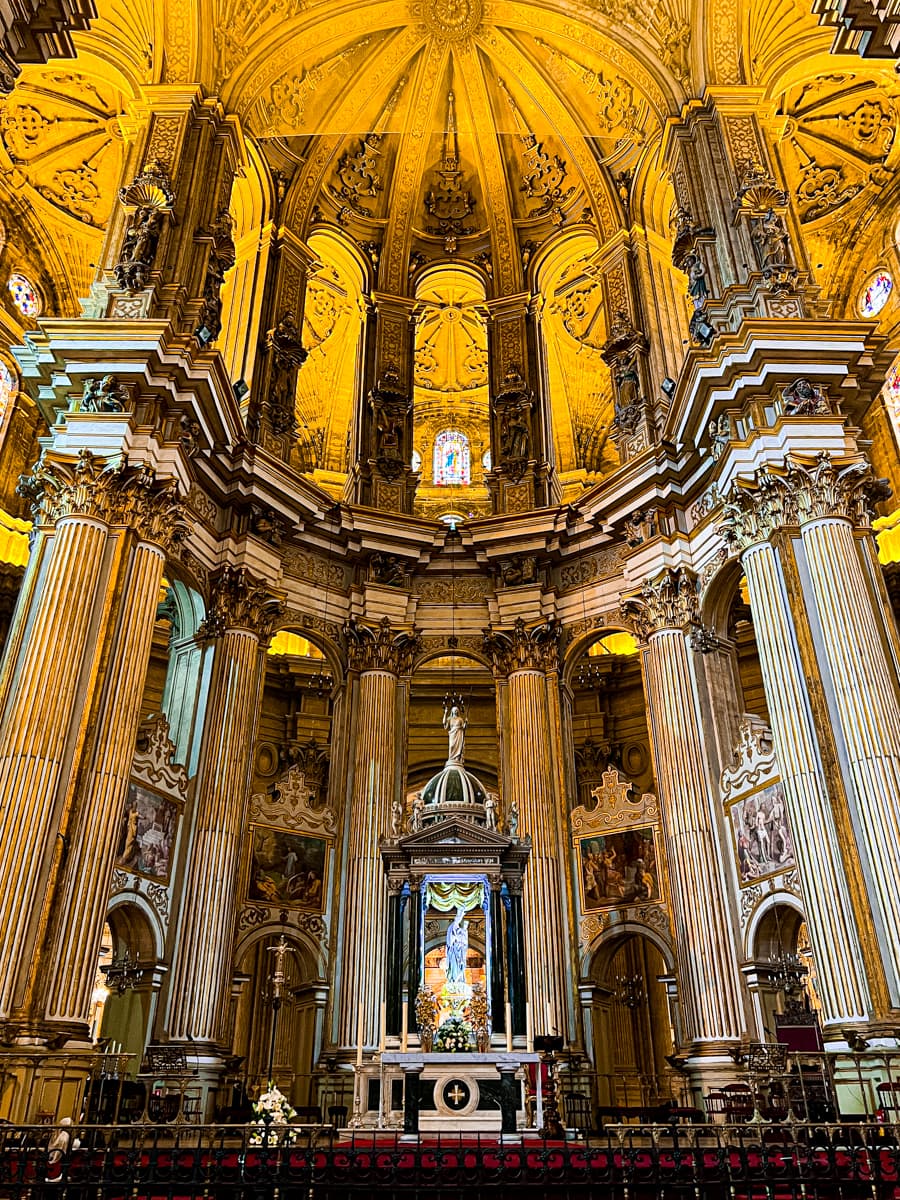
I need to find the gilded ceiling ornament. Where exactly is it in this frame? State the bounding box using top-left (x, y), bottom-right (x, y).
top-left (496, 76), bottom-right (574, 222)
top-left (424, 91), bottom-right (477, 252)
top-left (330, 76), bottom-right (407, 218)
top-left (412, 0), bottom-right (484, 41)
top-left (533, 39), bottom-right (644, 149)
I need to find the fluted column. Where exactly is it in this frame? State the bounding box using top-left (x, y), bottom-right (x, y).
top-left (0, 451), bottom-right (184, 1027)
top-left (338, 617), bottom-right (419, 1052)
top-left (167, 568), bottom-right (284, 1045)
top-left (787, 453), bottom-right (900, 1002)
top-left (721, 482), bottom-right (872, 1025)
top-left (483, 619), bottom-right (568, 1038)
top-left (622, 570), bottom-right (744, 1049)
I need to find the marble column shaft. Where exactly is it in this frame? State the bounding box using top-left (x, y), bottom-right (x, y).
top-left (42, 538), bottom-right (168, 1025)
top-left (167, 627), bottom-right (266, 1043)
top-left (741, 538), bottom-right (870, 1023)
top-left (506, 667), bottom-right (568, 1037)
top-left (339, 668), bottom-right (397, 1050)
top-left (0, 514), bottom-right (112, 1018)
top-left (799, 515), bottom-right (900, 998)
top-left (643, 628), bottom-right (744, 1044)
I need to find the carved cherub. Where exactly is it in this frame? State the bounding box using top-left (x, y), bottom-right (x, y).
top-left (79, 375), bottom-right (127, 414)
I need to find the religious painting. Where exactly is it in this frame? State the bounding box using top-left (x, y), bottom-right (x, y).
top-left (729, 781), bottom-right (794, 885)
top-left (576, 826), bottom-right (660, 912)
top-left (116, 782), bottom-right (179, 882)
top-left (247, 825), bottom-right (328, 910)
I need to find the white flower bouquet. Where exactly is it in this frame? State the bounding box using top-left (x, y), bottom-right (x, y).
top-left (249, 1084), bottom-right (297, 1145)
top-left (433, 1016), bottom-right (473, 1053)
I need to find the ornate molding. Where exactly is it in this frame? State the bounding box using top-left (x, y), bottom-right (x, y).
top-left (17, 450), bottom-right (187, 553)
top-left (720, 716), bottom-right (776, 799)
top-left (198, 566), bottom-right (285, 643)
top-left (481, 616), bottom-right (560, 676)
top-left (571, 765), bottom-right (659, 834)
top-left (249, 759), bottom-right (336, 837)
top-left (721, 452), bottom-right (890, 552)
top-left (619, 567), bottom-right (699, 638)
top-left (343, 615), bottom-right (421, 674)
top-left (133, 715), bottom-right (188, 798)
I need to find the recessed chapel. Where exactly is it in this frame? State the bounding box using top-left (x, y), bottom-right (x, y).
top-left (1, 0), bottom-right (900, 1191)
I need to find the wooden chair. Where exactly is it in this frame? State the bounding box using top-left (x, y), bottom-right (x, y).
top-left (562, 1091), bottom-right (592, 1134)
top-left (327, 1105), bottom-right (348, 1127)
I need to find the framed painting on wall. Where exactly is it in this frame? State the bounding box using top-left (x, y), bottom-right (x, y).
top-left (729, 781), bottom-right (795, 885)
top-left (246, 825), bottom-right (329, 911)
top-left (115, 782), bottom-right (179, 882)
top-left (576, 825), bottom-right (660, 913)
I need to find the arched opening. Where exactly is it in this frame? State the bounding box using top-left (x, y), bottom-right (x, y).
top-left (749, 902), bottom-right (821, 1045)
top-left (96, 904), bottom-right (159, 1069)
top-left (231, 933), bottom-right (324, 1110)
top-left (412, 266), bottom-right (491, 521)
top-left (145, 576), bottom-right (208, 774)
top-left (588, 932), bottom-right (679, 1107)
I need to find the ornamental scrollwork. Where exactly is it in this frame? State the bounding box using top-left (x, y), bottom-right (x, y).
top-left (343, 615), bottom-right (421, 675)
top-left (481, 616), bottom-right (561, 676)
top-left (17, 450), bottom-right (187, 554)
top-left (619, 567), bottom-right (699, 639)
top-left (198, 566), bottom-right (285, 643)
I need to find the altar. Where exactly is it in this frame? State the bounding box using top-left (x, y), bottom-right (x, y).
top-left (379, 1051), bottom-right (539, 1133)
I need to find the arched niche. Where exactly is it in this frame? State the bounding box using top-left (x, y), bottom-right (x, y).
top-left (96, 902), bottom-right (162, 1070)
top-left (147, 575), bottom-right (209, 775)
top-left (585, 927), bottom-right (679, 1107)
top-left (566, 627), bottom-right (653, 802)
top-left (745, 896), bottom-right (821, 1042)
top-left (292, 229), bottom-right (367, 497)
top-left (231, 929), bottom-right (326, 1107)
top-left (254, 628), bottom-right (339, 795)
top-left (412, 265), bottom-right (490, 522)
top-left (535, 231), bottom-right (618, 500)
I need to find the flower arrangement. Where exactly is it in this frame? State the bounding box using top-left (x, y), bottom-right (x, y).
top-left (249, 1084), bottom-right (297, 1145)
top-left (415, 986), bottom-right (439, 1052)
top-left (433, 1015), bottom-right (473, 1053)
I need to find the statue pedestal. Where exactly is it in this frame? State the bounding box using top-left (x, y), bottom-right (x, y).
top-left (379, 1051), bottom-right (539, 1133)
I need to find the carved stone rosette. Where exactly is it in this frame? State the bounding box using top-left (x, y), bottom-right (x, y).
top-left (17, 450), bottom-right (187, 554)
top-left (720, 452), bottom-right (891, 553)
top-left (199, 566), bottom-right (285, 643)
top-left (620, 567), bottom-right (700, 639)
top-left (482, 616), bottom-right (560, 676)
top-left (343, 615), bottom-right (421, 675)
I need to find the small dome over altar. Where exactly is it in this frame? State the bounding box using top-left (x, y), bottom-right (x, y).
top-left (422, 761), bottom-right (486, 807)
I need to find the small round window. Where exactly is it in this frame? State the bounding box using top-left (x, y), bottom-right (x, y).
top-left (859, 270), bottom-right (893, 318)
top-left (7, 274), bottom-right (41, 318)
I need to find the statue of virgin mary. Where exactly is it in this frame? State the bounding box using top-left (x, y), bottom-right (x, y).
top-left (444, 905), bottom-right (469, 984)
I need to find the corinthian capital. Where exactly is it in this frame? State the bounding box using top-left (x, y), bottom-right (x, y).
top-left (343, 615), bottom-right (421, 675)
top-left (481, 617), bottom-right (561, 676)
top-left (199, 566), bottom-right (285, 643)
top-left (720, 452), bottom-right (890, 551)
top-left (783, 451), bottom-right (890, 526)
top-left (620, 567), bottom-right (699, 639)
top-left (17, 450), bottom-right (188, 554)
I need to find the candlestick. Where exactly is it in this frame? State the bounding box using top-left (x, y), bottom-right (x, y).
top-left (525, 1002), bottom-right (533, 1053)
top-left (401, 998), bottom-right (408, 1052)
top-left (355, 1001), bottom-right (364, 1068)
top-left (379, 1000), bottom-right (386, 1052)
top-left (505, 1002), bottom-right (512, 1053)
top-left (546, 999), bottom-right (552, 1033)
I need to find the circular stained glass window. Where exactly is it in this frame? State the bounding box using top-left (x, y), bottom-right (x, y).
top-left (7, 274), bottom-right (41, 318)
top-left (859, 270), bottom-right (893, 318)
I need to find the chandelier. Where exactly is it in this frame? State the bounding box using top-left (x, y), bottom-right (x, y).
top-left (101, 949), bottom-right (145, 995)
top-left (614, 972), bottom-right (645, 1009)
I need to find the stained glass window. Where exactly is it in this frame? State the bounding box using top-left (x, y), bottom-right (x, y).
top-left (0, 361), bottom-right (15, 426)
top-left (7, 274), bottom-right (41, 318)
top-left (860, 270), bottom-right (893, 318)
top-left (433, 428), bottom-right (470, 486)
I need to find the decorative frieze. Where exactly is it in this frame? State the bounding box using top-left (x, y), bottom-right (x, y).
top-left (482, 616), bottom-right (561, 676)
top-left (343, 615), bottom-right (421, 674)
top-left (199, 566), bottom-right (285, 642)
top-left (619, 566), bottom-right (699, 638)
top-left (17, 450), bottom-right (187, 553)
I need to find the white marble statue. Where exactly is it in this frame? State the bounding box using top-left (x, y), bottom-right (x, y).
top-left (443, 703), bottom-right (467, 765)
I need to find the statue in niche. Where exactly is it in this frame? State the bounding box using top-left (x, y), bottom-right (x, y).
top-left (115, 205), bottom-right (165, 292)
top-left (443, 703), bottom-right (467, 766)
top-left (499, 407), bottom-right (530, 462)
top-left (752, 208), bottom-right (791, 272)
top-left (444, 906), bottom-right (469, 985)
top-left (684, 250), bottom-right (709, 310)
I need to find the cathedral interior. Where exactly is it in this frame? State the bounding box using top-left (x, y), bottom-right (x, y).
top-left (3, 0), bottom-right (900, 1193)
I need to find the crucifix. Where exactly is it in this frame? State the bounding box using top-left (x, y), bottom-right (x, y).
top-left (266, 934), bottom-right (292, 1087)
